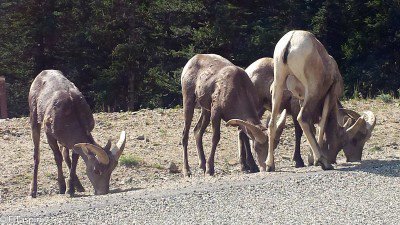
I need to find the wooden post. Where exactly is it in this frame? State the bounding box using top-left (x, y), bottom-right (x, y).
top-left (0, 77), bottom-right (8, 119)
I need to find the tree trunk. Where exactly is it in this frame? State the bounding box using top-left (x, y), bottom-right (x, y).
top-left (0, 77), bottom-right (8, 119)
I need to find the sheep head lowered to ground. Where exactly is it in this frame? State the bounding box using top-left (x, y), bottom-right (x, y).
top-left (244, 57), bottom-right (376, 167)
top-left (29, 70), bottom-right (126, 197)
top-left (322, 107), bottom-right (376, 164)
top-left (181, 54), bottom-right (286, 176)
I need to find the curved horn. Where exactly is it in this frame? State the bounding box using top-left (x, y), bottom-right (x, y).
top-left (111, 131), bottom-right (126, 160)
top-left (340, 108), bottom-right (361, 119)
top-left (363, 111), bottom-right (376, 133)
top-left (345, 117), bottom-right (366, 140)
top-left (343, 117), bottom-right (354, 130)
top-left (74, 143), bottom-right (110, 165)
top-left (227, 120), bottom-right (267, 143)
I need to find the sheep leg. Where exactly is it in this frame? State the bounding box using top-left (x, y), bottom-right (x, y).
top-left (62, 147), bottom-right (85, 193)
top-left (292, 118), bottom-right (305, 168)
top-left (238, 131), bottom-right (259, 173)
top-left (238, 130), bottom-right (250, 171)
top-left (307, 125), bottom-right (317, 166)
top-left (67, 152), bottom-right (82, 197)
top-left (30, 123), bottom-right (41, 198)
top-left (317, 94), bottom-right (330, 150)
top-left (206, 110), bottom-right (221, 176)
top-left (267, 67), bottom-right (288, 172)
top-left (62, 146), bottom-right (71, 167)
top-left (182, 95), bottom-right (195, 177)
top-left (243, 132), bottom-right (259, 172)
top-left (297, 100), bottom-right (333, 170)
top-left (46, 134), bottom-right (66, 194)
top-left (193, 108), bottom-right (210, 172)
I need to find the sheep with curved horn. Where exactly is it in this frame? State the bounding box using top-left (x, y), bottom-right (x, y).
top-left (29, 70), bottom-right (127, 197)
top-left (267, 30), bottom-right (375, 172)
top-left (181, 54), bottom-right (286, 176)
top-left (241, 57), bottom-right (376, 169)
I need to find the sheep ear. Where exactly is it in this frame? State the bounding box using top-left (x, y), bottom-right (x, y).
top-left (104, 139), bottom-right (112, 151)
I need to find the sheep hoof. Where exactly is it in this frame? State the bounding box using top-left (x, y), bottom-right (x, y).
top-left (75, 185), bottom-right (85, 193)
top-left (74, 180), bottom-right (85, 192)
top-left (206, 168), bottom-right (215, 176)
top-left (308, 154), bottom-right (314, 166)
top-left (316, 158), bottom-right (334, 170)
top-left (199, 163), bottom-right (206, 172)
top-left (295, 160), bottom-right (305, 168)
top-left (266, 165), bottom-right (275, 172)
top-left (183, 170), bottom-right (191, 177)
top-left (321, 163), bottom-right (334, 170)
top-left (249, 166), bottom-right (260, 173)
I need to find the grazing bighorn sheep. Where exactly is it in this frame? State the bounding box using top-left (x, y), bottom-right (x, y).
top-left (267, 30), bottom-right (372, 172)
top-left (242, 57), bottom-right (375, 169)
top-left (29, 70), bottom-right (126, 197)
top-left (244, 57), bottom-right (305, 168)
top-left (181, 54), bottom-right (286, 176)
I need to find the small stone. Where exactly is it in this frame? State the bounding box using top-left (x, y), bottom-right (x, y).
top-left (137, 135), bottom-right (145, 140)
top-left (167, 162), bottom-right (180, 173)
top-left (3, 135), bottom-right (10, 140)
top-left (227, 159), bottom-right (237, 166)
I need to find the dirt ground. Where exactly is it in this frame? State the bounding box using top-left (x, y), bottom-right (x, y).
top-left (0, 99), bottom-right (399, 210)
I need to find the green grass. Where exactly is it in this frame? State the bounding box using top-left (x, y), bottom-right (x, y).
top-left (370, 146), bottom-right (382, 152)
top-left (151, 163), bottom-right (164, 170)
top-left (159, 128), bottom-right (167, 136)
top-left (377, 93), bottom-right (393, 103)
top-left (119, 154), bottom-right (143, 167)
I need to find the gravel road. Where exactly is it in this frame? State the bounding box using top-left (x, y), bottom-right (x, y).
top-left (1, 159), bottom-right (399, 225)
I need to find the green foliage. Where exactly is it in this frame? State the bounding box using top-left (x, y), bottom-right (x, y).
top-left (377, 93), bottom-right (393, 103)
top-left (151, 163), bottom-right (164, 170)
top-left (119, 154), bottom-right (142, 167)
top-left (1, 0), bottom-right (399, 117)
top-left (370, 146), bottom-right (382, 152)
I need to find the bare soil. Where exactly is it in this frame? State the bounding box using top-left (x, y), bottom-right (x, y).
top-left (0, 99), bottom-right (399, 210)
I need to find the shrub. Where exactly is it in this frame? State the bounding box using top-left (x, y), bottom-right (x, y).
top-left (119, 154), bottom-right (142, 167)
top-left (377, 93), bottom-right (393, 103)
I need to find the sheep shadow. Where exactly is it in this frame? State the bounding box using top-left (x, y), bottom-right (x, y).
top-left (338, 159), bottom-right (400, 178)
top-left (109, 187), bottom-right (143, 194)
top-left (72, 187), bottom-right (142, 198)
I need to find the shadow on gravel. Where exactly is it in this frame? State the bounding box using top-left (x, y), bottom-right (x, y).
top-left (338, 159), bottom-right (400, 177)
top-left (109, 187), bottom-right (143, 194)
top-left (70, 188), bottom-right (142, 198)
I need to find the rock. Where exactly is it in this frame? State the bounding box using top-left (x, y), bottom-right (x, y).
top-left (227, 159), bottom-right (237, 166)
top-left (167, 162), bottom-right (180, 173)
top-left (3, 135), bottom-right (10, 140)
top-left (137, 135), bottom-right (145, 140)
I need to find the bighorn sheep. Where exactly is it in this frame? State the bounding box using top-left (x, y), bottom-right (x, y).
top-left (242, 57), bottom-right (375, 169)
top-left (181, 54), bottom-right (286, 176)
top-left (267, 30), bottom-right (373, 172)
top-left (29, 70), bottom-right (126, 197)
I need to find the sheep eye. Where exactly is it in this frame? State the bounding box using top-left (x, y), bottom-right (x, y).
top-left (94, 169), bottom-right (101, 175)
